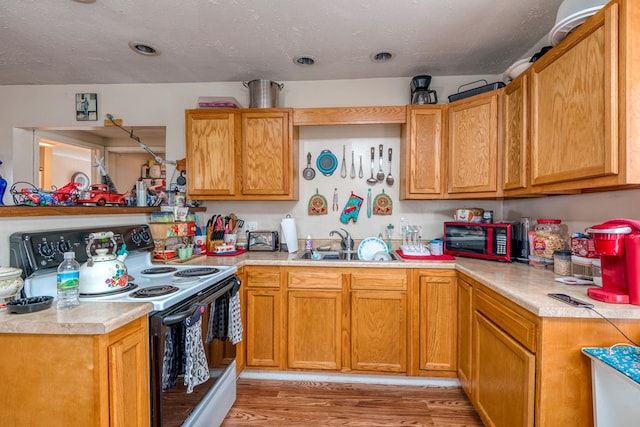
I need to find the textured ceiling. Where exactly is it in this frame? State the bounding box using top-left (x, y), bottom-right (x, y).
top-left (0, 0), bottom-right (565, 85)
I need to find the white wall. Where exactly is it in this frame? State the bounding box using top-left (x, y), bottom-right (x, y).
top-left (1, 76), bottom-right (638, 267)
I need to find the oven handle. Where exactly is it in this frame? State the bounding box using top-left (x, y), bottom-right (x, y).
top-left (161, 278), bottom-right (236, 326)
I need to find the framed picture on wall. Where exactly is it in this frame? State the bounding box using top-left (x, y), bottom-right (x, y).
top-left (76, 93), bottom-right (98, 121)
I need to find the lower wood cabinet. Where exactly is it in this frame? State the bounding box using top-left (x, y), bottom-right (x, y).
top-left (287, 269), bottom-right (344, 370)
top-left (350, 270), bottom-right (408, 373)
top-left (243, 266), bottom-right (457, 377)
top-left (0, 316), bottom-right (150, 427)
top-left (457, 276), bottom-right (473, 395)
top-left (473, 312), bottom-right (535, 427)
top-left (412, 269), bottom-right (458, 376)
top-left (244, 266), bottom-right (283, 369)
top-left (287, 289), bottom-right (343, 370)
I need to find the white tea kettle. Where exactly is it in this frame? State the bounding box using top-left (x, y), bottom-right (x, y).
top-left (79, 231), bottom-right (129, 295)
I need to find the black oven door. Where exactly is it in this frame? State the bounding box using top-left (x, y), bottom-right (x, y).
top-left (149, 276), bottom-right (239, 427)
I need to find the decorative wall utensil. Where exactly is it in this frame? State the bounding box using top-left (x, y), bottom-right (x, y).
top-left (340, 192), bottom-right (363, 224)
top-left (373, 189), bottom-right (393, 215)
top-left (308, 189), bottom-right (328, 215)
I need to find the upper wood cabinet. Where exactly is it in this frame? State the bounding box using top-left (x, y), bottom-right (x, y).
top-left (400, 106), bottom-right (445, 199)
top-left (446, 89), bottom-right (503, 198)
top-left (502, 72), bottom-right (529, 195)
top-left (529, 1), bottom-right (640, 192)
top-left (185, 108), bottom-right (298, 200)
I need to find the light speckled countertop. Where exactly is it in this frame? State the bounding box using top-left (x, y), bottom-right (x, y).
top-left (182, 250), bottom-right (640, 320)
top-left (4, 249), bottom-right (639, 337)
top-left (0, 301), bottom-right (153, 335)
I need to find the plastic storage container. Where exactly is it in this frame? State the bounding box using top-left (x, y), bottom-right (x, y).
top-left (554, 250), bottom-right (572, 276)
top-left (592, 258), bottom-right (602, 286)
top-left (533, 219), bottom-right (567, 259)
top-left (572, 255), bottom-right (594, 279)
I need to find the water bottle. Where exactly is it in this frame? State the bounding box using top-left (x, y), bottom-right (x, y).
top-left (57, 251), bottom-right (80, 309)
top-left (136, 180), bottom-right (147, 207)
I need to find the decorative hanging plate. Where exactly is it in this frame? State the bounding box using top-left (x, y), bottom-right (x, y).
top-left (308, 189), bottom-right (328, 215)
top-left (372, 189), bottom-right (393, 215)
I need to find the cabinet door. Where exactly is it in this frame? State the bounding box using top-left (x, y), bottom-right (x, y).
top-left (287, 290), bottom-right (342, 370)
top-left (457, 278), bottom-right (473, 396)
top-left (447, 90), bottom-right (502, 197)
top-left (185, 110), bottom-right (239, 197)
top-left (242, 111), bottom-right (296, 198)
top-left (473, 312), bottom-right (535, 427)
top-left (418, 273), bottom-right (457, 373)
top-left (107, 318), bottom-right (150, 427)
top-left (245, 289), bottom-right (282, 368)
top-left (400, 106), bottom-right (445, 199)
top-left (530, 5), bottom-right (617, 188)
top-left (351, 290), bottom-right (407, 373)
top-left (503, 73), bottom-right (529, 193)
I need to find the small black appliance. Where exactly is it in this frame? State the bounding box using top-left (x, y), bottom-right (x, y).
top-left (410, 75), bottom-right (438, 104)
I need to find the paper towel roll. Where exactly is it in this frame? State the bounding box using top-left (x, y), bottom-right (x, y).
top-left (280, 217), bottom-right (298, 253)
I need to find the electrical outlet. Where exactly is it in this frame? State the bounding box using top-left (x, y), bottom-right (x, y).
top-left (246, 221), bottom-right (258, 231)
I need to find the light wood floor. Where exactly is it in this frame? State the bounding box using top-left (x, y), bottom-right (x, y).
top-left (222, 378), bottom-right (485, 426)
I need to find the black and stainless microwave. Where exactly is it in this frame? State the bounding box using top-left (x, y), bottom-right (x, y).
top-left (443, 221), bottom-right (520, 262)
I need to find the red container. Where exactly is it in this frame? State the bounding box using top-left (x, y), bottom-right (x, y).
top-left (589, 225), bottom-right (631, 256)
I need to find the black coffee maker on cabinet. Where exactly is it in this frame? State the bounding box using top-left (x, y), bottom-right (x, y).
top-left (410, 75), bottom-right (438, 104)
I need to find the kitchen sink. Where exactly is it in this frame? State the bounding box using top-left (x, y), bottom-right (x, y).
top-left (293, 250), bottom-right (403, 262)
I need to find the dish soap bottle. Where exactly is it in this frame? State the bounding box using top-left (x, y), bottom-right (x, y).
top-left (57, 251), bottom-right (80, 309)
top-left (305, 234), bottom-right (313, 251)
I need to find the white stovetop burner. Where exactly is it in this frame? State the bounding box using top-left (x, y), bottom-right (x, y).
top-left (23, 251), bottom-right (237, 311)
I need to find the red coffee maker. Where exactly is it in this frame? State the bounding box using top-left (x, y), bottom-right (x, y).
top-left (587, 219), bottom-right (640, 305)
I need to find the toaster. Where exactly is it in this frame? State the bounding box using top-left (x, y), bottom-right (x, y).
top-left (248, 231), bottom-right (280, 251)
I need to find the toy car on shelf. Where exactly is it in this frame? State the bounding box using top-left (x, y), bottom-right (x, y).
top-left (76, 184), bottom-right (127, 206)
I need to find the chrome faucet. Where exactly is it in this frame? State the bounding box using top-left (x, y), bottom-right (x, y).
top-left (329, 228), bottom-right (354, 251)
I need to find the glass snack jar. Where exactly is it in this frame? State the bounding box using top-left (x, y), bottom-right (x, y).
top-left (533, 219), bottom-right (567, 259)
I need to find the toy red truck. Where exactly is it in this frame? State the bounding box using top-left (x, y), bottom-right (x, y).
top-left (76, 184), bottom-right (127, 206)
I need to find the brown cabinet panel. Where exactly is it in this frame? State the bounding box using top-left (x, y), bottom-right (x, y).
top-left (473, 312), bottom-right (535, 427)
top-left (503, 73), bottom-right (529, 193)
top-left (242, 112), bottom-right (294, 196)
top-left (185, 109), bottom-right (297, 200)
top-left (185, 110), bottom-right (239, 197)
top-left (245, 289), bottom-right (283, 368)
top-left (447, 90), bottom-right (502, 197)
top-left (530, 4), bottom-right (620, 190)
top-left (350, 270), bottom-right (407, 291)
top-left (417, 273), bottom-right (457, 373)
top-left (0, 317), bottom-right (149, 427)
top-left (457, 277), bottom-right (473, 397)
top-left (107, 321), bottom-right (150, 427)
top-left (351, 290), bottom-right (407, 373)
top-left (531, 15), bottom-right (615, 184)
top-left (287, 290), bottom-right (342, 370)
top-left (400, 106), bottom-right (445, 199)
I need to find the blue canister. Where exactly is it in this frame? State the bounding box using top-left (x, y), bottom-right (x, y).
top-left (429, 239), bottom-right (443, 256)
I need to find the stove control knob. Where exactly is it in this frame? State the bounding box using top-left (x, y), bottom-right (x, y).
top-left (38, 242), bottom-right (56, 258)
top-left (57, 240), bottom-right (72, 253)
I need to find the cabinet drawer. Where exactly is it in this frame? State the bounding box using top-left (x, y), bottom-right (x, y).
top-left (246, 267), bottom-right (281, 288)
top-left (474, 289), bottom-right (537, 352)
top-left (350, 271), bottom-right (407, 291)
top-left (287, 270), bottom-right (343, 289)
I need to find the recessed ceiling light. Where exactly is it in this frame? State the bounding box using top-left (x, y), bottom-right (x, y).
top-left (71, 0), bottom-right (96, 3)
top-left (370, 51), bottom-right (394, 63)
top-left (293, 55), bottom-right (317, 66)
top-left (128, 41), bottom-right (160, 56)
